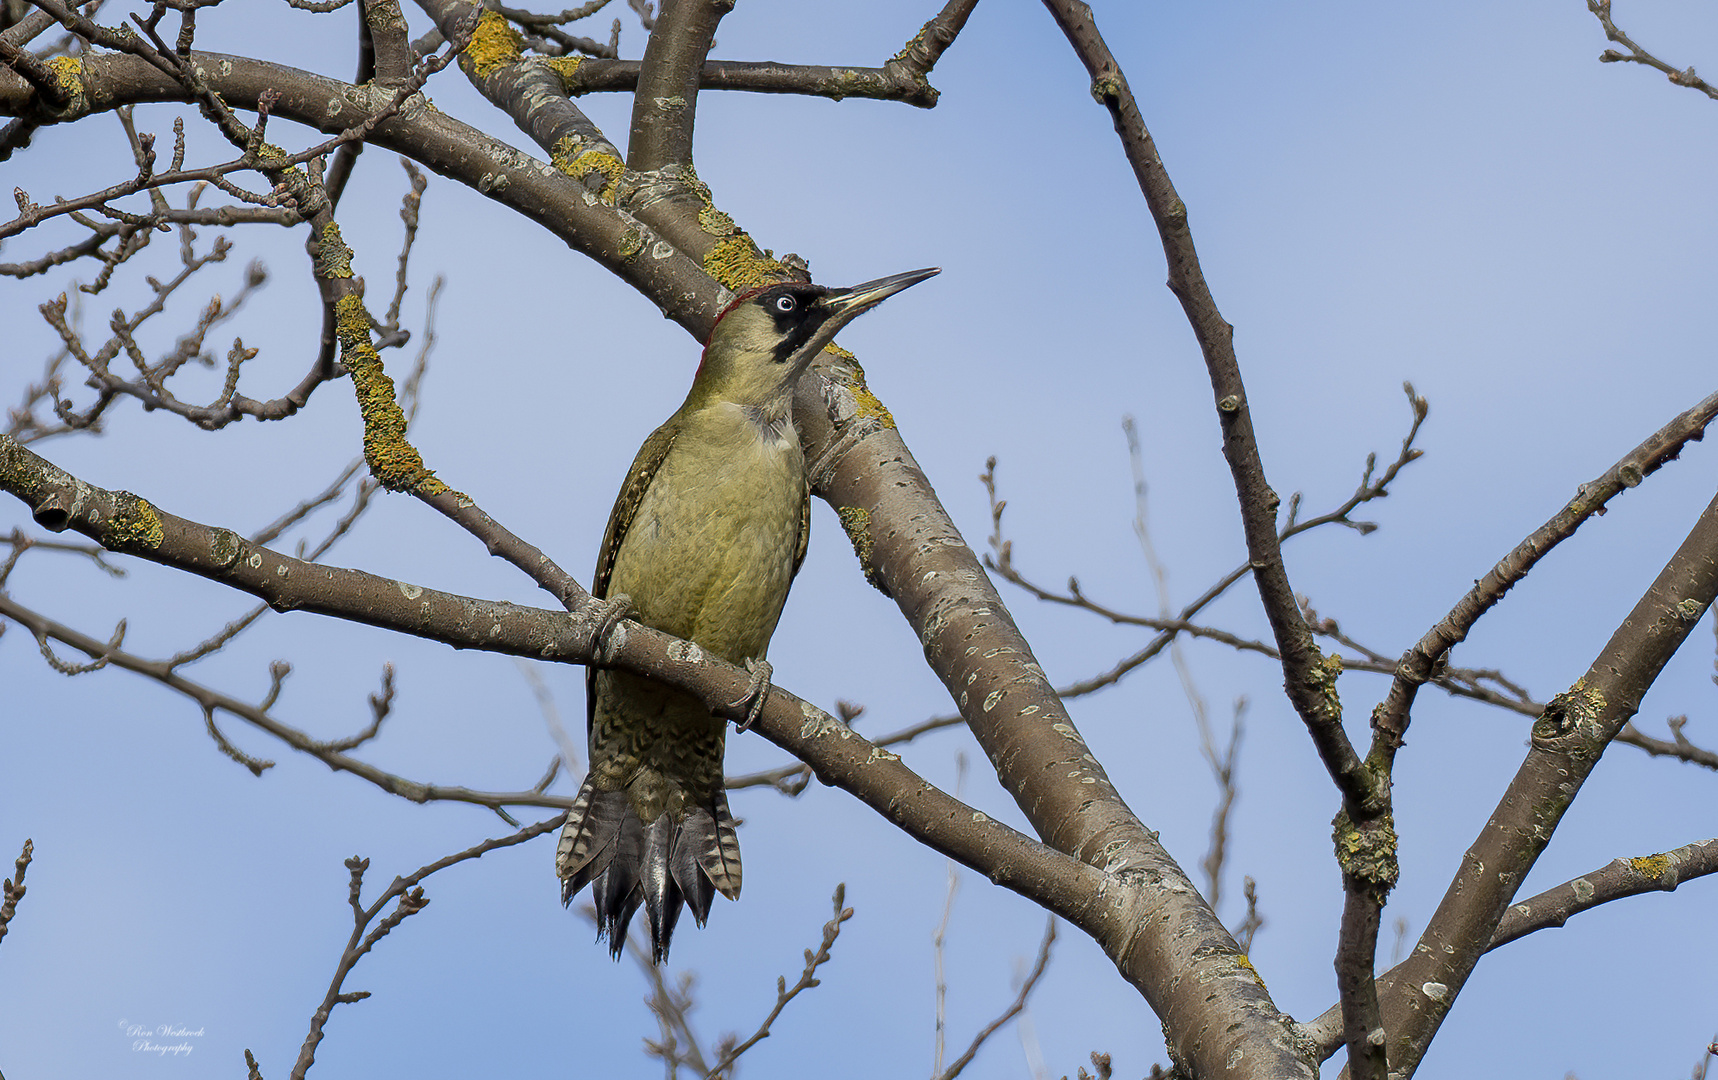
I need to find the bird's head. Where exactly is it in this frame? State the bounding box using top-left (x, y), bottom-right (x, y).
top-left (691, 267), bottom-right (940, 409)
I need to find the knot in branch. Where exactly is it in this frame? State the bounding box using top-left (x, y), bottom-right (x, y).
top-left (1530, 681), bottom-right (1609, 757)
top-left (1331, 806), bottom-right (1399, 898)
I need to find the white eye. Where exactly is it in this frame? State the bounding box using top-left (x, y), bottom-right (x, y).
top-left (774, 295), bottom-right (796, 313)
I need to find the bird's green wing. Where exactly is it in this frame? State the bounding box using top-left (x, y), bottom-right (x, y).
top-left (791, 479), bottom-right (810, 582)
top-left (589, 422), bottom-right (678, 734)
top-left (593, 423), bottom-right (679, 601)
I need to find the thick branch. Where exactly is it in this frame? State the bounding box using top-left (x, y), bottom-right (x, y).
top-left (1305, 837), bottom-right (1718, 1060)
top-left (1375, 488), bottom-right (1718, 1076)
top-left (0, 33), bottom-right (70, 107)
top-left (0, 434), bottom-right (1129, 945)
top-left (626, 0), bottom-right (727, 172)
top-left (794, 355), bottom-right (1313, 1078)
top-left (0, 7), bottom-right (58, 49)
top-left (364, 0), bottom-right (414, 85)
top-left (419, 0), bottom-right (627, 201)
top-left (565, 55), bottom-right (942, 107)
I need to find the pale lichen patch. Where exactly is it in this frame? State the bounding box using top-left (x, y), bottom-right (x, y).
top-left (209, 528), bottom-right (241, 568)
top-left (666, 639), bottom-right (705, 664)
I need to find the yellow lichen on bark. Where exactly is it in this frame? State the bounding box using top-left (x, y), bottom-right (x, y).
top-left (851, 384), bottom-right (896, 430)
top-left (837, 505), bottom-right (890, 593)
top-left (543, 54), bottom-right (584, 91)
top-left (318, 222), bottom-right (354, 279)
top-left (45, 56), bottom-right (81, 95)
top-left (551, 137), bottom-right (623, 203)
top-left (1629, 853), bottom-right (1670, 878)
top-left (702, 236), bottom-right (789, 293)
top-left (105, 492), bottom-right (165, 553)
top-left (465, 10), bottom-right (523, 79)
top-left (837, 506), bottom-right (872, 565)
top-left (43, 56), bottom-right (87, 114)
top-left (821, 345), bottom-right (895, 430)
top-left (335, 295), bottom-right (447, 496)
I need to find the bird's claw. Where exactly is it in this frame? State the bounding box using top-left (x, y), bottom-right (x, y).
top-left (730, 658), bottom-right (772, 732)
top-left (589, 593), bottom-right (634, 663)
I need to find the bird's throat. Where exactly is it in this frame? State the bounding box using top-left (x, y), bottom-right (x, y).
top-left (738, 401), bottom-right (796, 445)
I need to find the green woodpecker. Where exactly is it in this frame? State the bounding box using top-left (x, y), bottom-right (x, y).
top-left (557, 267), bottom-right (940, 962)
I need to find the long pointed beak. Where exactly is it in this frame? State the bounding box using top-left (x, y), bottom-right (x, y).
top-left (779, 267), bottom-right (940, 372)
top-left (817, 267), bottom-right (941, 331)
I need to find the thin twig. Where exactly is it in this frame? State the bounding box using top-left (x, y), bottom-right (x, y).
top-left (935, 917), bottom-right (1057, 1080)
top-left (1587, 0), bottom-right (1718, 101)
top-left (277, 816), bottom-right (564, 1080)
top-left (932, 753), bottom-right (968, 1078)
top-left (517, 658), bottom-right (580, 776)
top-left (1124, 413), bottom-right (1246, 909)
top-left (703, 885), bottom-right (854, 1079)
top-left (1373, 385), bottom-right (1718, 757)
top-left (0, 839), bottom-right (33, 949)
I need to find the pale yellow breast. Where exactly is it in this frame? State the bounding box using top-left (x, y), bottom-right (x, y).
top-left (609, 403), bottom-right (806, 665)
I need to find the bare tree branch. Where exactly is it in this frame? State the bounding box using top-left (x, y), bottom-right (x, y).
top-left (555, 0), bottom-right (978, 108)
top-left (1587, 0), bottom-right (1718, 101)
top-left (626, 0), bottom-right (728, 173)
top-left (936, 918), bottom-right (1057, 1080)
top-left (703, 884), bottom-right (853, 1079)
top-left (0, 838), bottom-right (32, 950)
top-left (1489, 838), bottom-right (1718, 950)
top-left (1373, 487), bottom-right (1718, 1075)
top-left (1305, 837), bottom-right (1718, 1060)
top-left (1039, 0), bottom-right (1371, 821)
top-left (269, 816), bottom-right (564, 1080)
top-left (0, 44), bottom-right (724, 332)
top-left (1373, 386), bottom-right (1718, 757)
top-left (0, 436), bottom-right (1121, 946)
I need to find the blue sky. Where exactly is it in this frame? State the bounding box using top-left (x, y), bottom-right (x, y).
top-left (3, 2), bottom-right (1716, 1078)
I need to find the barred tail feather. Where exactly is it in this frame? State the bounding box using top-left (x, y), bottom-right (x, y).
top-left (556, 780), bottom-right (627, 903)
top-left (697, 789), bottom-right (743, 902)
top-left (557, 783), bottom-right (743, 963)
top-left (668, 812), bottom-right (715, 929)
